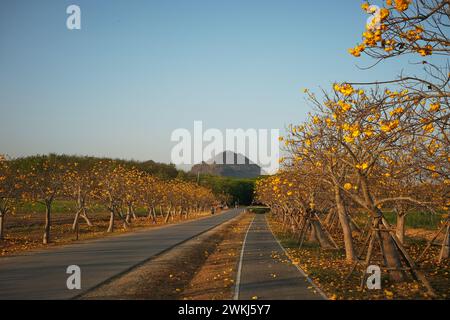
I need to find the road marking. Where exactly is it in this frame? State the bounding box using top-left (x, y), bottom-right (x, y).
top-left (233, 215), bottom-right (255, 300)
top-left (265, 215), bottom-right (328, 300)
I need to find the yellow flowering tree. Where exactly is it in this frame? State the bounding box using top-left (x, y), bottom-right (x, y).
top-left (0, 155), bottom-right (20, 240)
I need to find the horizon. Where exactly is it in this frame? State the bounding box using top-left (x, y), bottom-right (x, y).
top-left (2, 149), bottom-right (267, 173)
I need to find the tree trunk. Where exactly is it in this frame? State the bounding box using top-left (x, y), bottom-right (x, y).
top-left (131, 206), bottom-right (138, 220)
top-left (164, 206), bottom-right (172, 223)
top-left (107, 210), bottom-right (115, 232)
top-left (311, 219), bottom-right (334, 249)
top-left (125, 206), bottom-right (132, 224)
top-left (81, 208), bottom-right (93, 226)
top-left (307, 221), bottom-right (316, 242)
top-left (439, 223), bottom-right (450, 261)
top-left (72, 208), bottom-right (83, 231)
top-left (0, 212), bottom-right (5, 240)
top-left (379, 219), bottom-right (405, 282)
top-left (360, 176), bottom-right (405, 282)
top-left (349, 216), bottom-right (361, 234)
top-left (335, 186), bottom-right (357, 262)
top-left (324, 210), bottom-right (335, 227)
top-left (148, 208), bottom-right (157, 224)
top-left (396, 213), bottom-right (406, 245)
top-left (43, 202), bottom-right (51, 244)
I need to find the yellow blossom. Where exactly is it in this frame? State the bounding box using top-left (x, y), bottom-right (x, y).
top-left (429, 102), bottom-right (440, 112)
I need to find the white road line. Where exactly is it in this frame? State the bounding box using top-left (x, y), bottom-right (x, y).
top-left (265, 215), bottom-right (329, 300)
top-left (233, 216), bottom-right (255, 300)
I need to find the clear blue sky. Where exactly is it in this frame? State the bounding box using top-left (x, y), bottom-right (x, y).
top-left (0, 0), bottom-right (410, 164)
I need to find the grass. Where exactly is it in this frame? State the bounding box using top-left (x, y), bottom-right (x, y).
top-left (383, 211), bottom-right (443, 230)
top-left (17, 200), bottom-right (157, 217)
top-left (246, 206), bottom-right (270, 214)
top-left (19, 200), bottom-right (105, 214)
top-left (353, 210), bottom-right (443, 230)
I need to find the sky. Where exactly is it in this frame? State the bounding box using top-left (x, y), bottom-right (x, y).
top-left (0, 0), bottom-right (416, 166)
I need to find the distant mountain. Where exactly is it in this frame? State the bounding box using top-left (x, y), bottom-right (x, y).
top-left (190, 151), bottom-right (261, 179)
top-left (206, 151), bottom-right (256, 165)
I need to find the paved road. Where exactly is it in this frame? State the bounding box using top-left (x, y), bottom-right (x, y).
top-left (236, 214), bottom-right (326, 300)
top-left (0, 209), bottom-right (243, 300)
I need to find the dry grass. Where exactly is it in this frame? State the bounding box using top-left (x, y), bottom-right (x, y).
top-left (268, 215), bottom-right (450, 300)
top-left (181, 214), bottom-right (254, 300)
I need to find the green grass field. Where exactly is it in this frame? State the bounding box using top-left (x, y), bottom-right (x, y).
top-left (383, 211), bottom-right (443, 230)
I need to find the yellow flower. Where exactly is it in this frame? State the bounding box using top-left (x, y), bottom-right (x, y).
top-left (340, 84), bottom-right (354, 96)
top-left (422, 123), bottom-right (434, 133)
top-left (384, 289), bottom-right (394, 299)
top-left (379, 8), bottom-right (390, 20)
top-left (390, 107), bottom-right (404, 116)
top-left (349, 43), bottom-right (366, 57)
top-left (380, 119), bottom-right (399, 132)
top-left (333, 83), bottom-right (341, 91)
top-left (394, 0), bottom-right (411, 12)
top-left (344, 183), bottom-right (352, 190)
top-left (417, 45), bottom-right (433, 56)
top-left (356, 163), bottom-right (369, 170)
top-left (344, 135), bottom-right (354, 143)
top-left (429, 102), bottom-right (440, 112)
top-left (364, 130), bottom-right (373, 137)
top-left (338, 100), bottom-right (352, 112)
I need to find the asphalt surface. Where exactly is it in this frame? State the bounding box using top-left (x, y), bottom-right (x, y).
top-left (236, 213), bottom-right (326, 300)
top-left (0, 208), bottom-right (242, 300)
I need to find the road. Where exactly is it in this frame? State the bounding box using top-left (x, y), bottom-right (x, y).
top-left (0, 208), bottom-right (243, 300)
top-left (235, 213), bottom-right (326, 300)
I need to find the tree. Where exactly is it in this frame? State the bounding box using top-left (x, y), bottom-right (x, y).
top-left (17, 155), bottom-right (67, 244)
top-left (93, 162), bottom-right (131, 233)
top-left (64, 160), bottom-right (96, 231)
top-left (0, 155), bottom-right (19, 240)
top-left (348, 0), bottom-right (449, 260)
